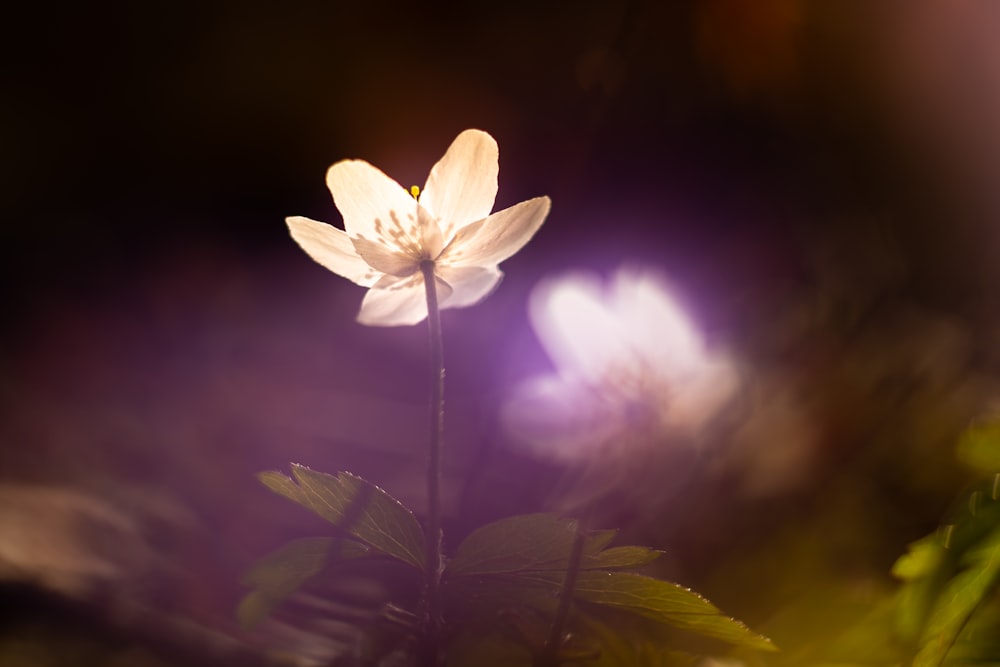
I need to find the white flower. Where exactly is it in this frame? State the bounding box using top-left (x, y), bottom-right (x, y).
top-left (504, 266), bottom-right (738, 462)
top-left (286, 129), bottom-right (551, 326)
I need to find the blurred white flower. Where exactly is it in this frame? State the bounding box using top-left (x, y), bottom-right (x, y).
top-left (504, 266), bottom-right (738, 462)
top-left (287, 129), bottom-right (551, 326)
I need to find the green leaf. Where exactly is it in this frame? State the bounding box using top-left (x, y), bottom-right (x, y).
top-left (446, 513), bottom-right (616, 576)
top-left (585, 546), bottom-right (663, 570)
top-left (557, 571), bottom-right (776, 652)
top-left (445, 605), bottom-right (705, 667)
top-left (956, 420), bottom-right (1000, 474)
top-left (445, 569), bottom-right (775, 653)
top-left (574, 611), bottom-right (704, 667)
top-left (446, 630), bottom-right (534, 667)
top-left (236, 536), bottom-right (369, 628)
top-left (443, 513), bottom-right (767, 653)
top-left (913, 525), bottom-right (1000, 667)
top-left (259, 464), bottom-right (425, 569)
top-left (237, 591), bottom-right (279, 630)
top-left (442, 571), bottom-right (562, 623)
top-left (892, 536), bottom-right (946, 581)
top-left (498, 607), bottom-right (602, 663)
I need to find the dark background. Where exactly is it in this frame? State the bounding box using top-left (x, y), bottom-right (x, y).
top-left (4, 1), bottom-right (1000, 663)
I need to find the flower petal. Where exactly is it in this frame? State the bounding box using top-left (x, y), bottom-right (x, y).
top-left (502, 376), bottom-right (621, 462)
top-left (528, 272), bottom-right (629, 383)
top-left (436, 265), bottom-right (503, 309)
top-left (417, 203), bottom-right (444, 259)
top-left (357, 277), bottom-right (426, 326)
top-left (438, 196), bottom-right (550, 267)
top-left (610, 267), bottom-right (703, 376)
top-left (420, 129), bottom-right (499, 236)
top-left (662, 356), bottom-right (738, 433)
top-left (286, 216), bottom-right (380, 286)
top-left (351, 237), bottom-right (419, 277)
top-left (357, 274), bottom-right (454, 327)
top-left (326, 159), bottom-right (425, 254)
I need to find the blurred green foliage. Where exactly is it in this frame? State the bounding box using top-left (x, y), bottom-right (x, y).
top-left (243, 477), bottom-right (776, 665)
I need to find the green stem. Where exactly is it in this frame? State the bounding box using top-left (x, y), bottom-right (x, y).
top-left (536, 514), bottom-right (588, 667)
top-left (418, 260), bottom-right (445, 667)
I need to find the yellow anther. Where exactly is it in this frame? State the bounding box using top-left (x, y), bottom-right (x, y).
top-left (410, 185), bottom-right (421, 200)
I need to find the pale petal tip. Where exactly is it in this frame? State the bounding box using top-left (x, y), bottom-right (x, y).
top-left (456, 128), bottom-right (496, 143)
top-left (448, 129), bottom-right (499, 164)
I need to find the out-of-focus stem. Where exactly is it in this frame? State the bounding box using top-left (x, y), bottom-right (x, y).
top-left (418, 260), bottom-right (445, 667)
top-left (537, 514), bottom-right (588, 667)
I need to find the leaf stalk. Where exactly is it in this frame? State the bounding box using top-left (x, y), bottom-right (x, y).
top-left (536, 514), bottom-right (588, 667)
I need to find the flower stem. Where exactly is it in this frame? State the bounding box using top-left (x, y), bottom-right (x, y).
top-left (418, 260), bottom-right (444, 667)
top-left (536, 513), bottom-right (588, 667)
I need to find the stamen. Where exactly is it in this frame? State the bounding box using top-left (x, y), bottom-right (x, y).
top-left (410, 185), bottom-right (421, 200)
